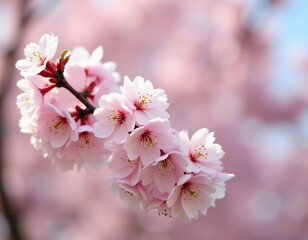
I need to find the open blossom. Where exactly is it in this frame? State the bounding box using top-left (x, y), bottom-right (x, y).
top-left (16, 77), bottom-right (45, 115)
top-left (178, 128), bottom-right (224, 177)
top-left (16, 85), bottom-right (42, 134)
top-left (36, 103), bottom-right (78, 148)
top-left (166, 174), bottom-right (220, 221)
top-left (63, 125), bottom-right (109, 170)
top-left (16, 88), bottom-right (41, 118)
top-left (16, 74), bottom-right (56, 112)
top-left (124, 118), bottom-right (176, 166)
top-left (87, 62), bottom-right (121, 105)
top-left (108, 150), bottom-right (142, 186)
top-left (16, 34), bottom-right (58, 76)
top-left (16, 75), bottom-right (54, 134)
top-left (146, 192), bottom-right (173, 218)
top-left (110, 181), bottom-right (149, 210)
top-left (121, 76), bottom-right (169, 125)
top-left (142, 151), bottom-right (189, 194)
top-left (156, 202), bottom-right (173, 218)
top-left (33, 124), bottom-right (108, 172)
top-left (93, 93), bottom-right (135, 144)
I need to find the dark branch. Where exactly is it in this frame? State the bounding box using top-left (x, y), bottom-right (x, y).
top-left (56, 70), bottom-right (96, 114)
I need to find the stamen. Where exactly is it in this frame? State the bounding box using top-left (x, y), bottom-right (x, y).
top-left (158, 158), bottom-right (175, 176)
top-left (190, 143), bottom-right (207, 162)
top-left (29, 50), bottom-right (44, 63)
top-left (134, 92), bottom-right (153, 110)
top-left (48, 118), bottom-right (66, 134)
top-left (108, 110), bottom-right (126, 125)
top-left (140, 130), bottom-right (157, 148)
top-left (78, 133), bottom-right (95, 149)
top-left (183, 184), bottom-right (200, 201)
top-left (158, 208), bottom-right (172, 218)
top-left (25, 96), bottom-right (33, 105)
top-left (120, 156), bottom-right (138, 168)
top-left (121, 188), bottom-right (133, 196)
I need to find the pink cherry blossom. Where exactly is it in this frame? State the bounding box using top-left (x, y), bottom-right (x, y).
top-left (108, 149), bottom-right (142, 186)
top-left (16, 88), bottom-right (41, 117)
top-left (154, 201), bottom-right (173, 218)
top-left (93, 93), bottom-right (135, 144)
top-left (178, 128), bottom-right (224, 177)
top-left (87, 63), bottom-right (121, 105)
top-left (145, 191), bottom-right (172, 217)
top-left (16, 34), bottom-right (58, 76)
top-left (16, 75), bottom-right (54, 113)
top-left (68, 46), bottom-right (121, 104)
top-left (37, 103), bottom-right (78, 148)
top-left (63, 125), bottom-right (110, 170)
top-left (16, 78), bottom-right (43, 133)
top-left (166, 174), bottom-right (217, 221)
top-left (137, 176), bottom-right (172, 213)
top-left (142, 151), bottom-right (189, 194)
top-left (110, 181), bottom-right (149, 210)
top-left (121, 76), bottom-right (169, 125)
top-left (16, 78), bottom-right (42, 114)
top-left (32, 125), bottom-right (109, 172)
top-left (124, 118), bottom-right (176, 166)
top-left (210, 173), bottom-right (234, 201)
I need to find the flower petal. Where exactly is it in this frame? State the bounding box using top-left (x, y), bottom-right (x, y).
top-left (166, 186), bottom-right (182, 207)
top-left (140, 145), bottom-right (160, 167)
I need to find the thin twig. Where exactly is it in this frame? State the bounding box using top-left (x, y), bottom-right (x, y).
top-left (56, 70), bottom-right (96, 114)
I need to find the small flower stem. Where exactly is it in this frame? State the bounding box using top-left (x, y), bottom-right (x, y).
top-left (40, 84), bottom-right (56, 95)
top-left (56, 70), bottom-right (96, 114)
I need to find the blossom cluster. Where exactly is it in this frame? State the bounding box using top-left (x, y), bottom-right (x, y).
top-left (16, 34), bottom-right (234, 222)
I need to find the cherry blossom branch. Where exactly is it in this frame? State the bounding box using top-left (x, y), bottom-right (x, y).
top-left (55, 70), bottom-right (96, 114)
top-left (15, 33), bottom-right (234, 222)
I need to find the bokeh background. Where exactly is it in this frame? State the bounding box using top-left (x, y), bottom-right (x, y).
top-left (1, 0), bottom-right (308, 239)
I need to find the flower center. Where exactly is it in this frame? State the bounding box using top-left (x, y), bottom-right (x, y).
top-left (158, 158), bottom-right (174, 176)
top-left (121, 155), bottom-right (138, 168)
top-left (24, 95), bottom-right (33, 106)
top-left (48, 117), bottom-right (67, 134)
top-left (189, 143), bottom-right (207, 162)
top-left (183, 184), bottom-right (200, 201)
top-left (78, 132), bottom-right (95, 149)
top-left (141, 130), bottom-right (157, 148)
top-left (121, 188), bottom-right (133, 196)
top-left (29, 50), bottom-right (44, 63)
top-left (108, 110), bottom-right (126, 125)
top-left (158, 207), bottom-right (172, 218)
top-left (134, 92), bottom-right (152, 110)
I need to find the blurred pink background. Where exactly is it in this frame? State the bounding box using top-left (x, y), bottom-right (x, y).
top-left (1, 0), bottom-right (308, 239)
